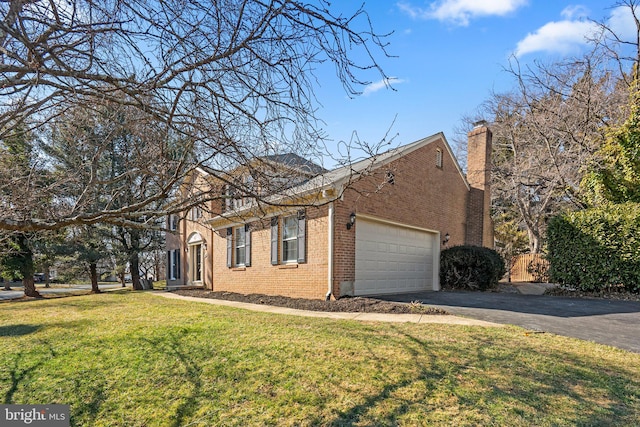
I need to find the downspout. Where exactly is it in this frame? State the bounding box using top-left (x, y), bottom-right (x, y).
top-left (326, 201), bottom-right (334, 300)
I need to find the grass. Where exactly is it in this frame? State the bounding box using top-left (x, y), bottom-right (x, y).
top-left (0, 291), bottom-right (638, 426)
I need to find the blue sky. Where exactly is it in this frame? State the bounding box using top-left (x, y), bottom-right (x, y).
top-left (313, 0), bottom-right (637, 163)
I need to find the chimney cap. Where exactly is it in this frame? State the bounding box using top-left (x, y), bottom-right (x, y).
top-left (472, 120), bottom-right (487, 128)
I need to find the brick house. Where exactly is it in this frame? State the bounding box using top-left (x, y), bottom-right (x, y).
top-left (165, 123), bottom-right (493, 299)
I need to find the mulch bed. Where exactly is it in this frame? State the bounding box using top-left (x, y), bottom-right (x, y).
top-left (172, 289), bottom-right (448, 314)
top-left (544, 285), bottom-right (640, 302)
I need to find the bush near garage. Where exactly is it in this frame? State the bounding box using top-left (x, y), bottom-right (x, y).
top-left (547, 203), bottom-right (640, 293)
top-left (440, 245), bottom-right (506, 291)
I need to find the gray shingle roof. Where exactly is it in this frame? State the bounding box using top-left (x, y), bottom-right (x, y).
top-left (261, 153), bottom-right (327, 176)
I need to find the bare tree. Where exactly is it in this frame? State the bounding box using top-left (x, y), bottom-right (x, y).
top-left (591, 0), bottom-right (640, 85)
top-left (480, 52), bottom-right (627, 253)
top-left (0, 0), bottom-right (390, 233)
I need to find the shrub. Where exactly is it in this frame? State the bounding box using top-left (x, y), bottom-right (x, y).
top-left (547, 203), bottom-right (640, 293)
top-left (440, 246), bottom-right (506, 291)
top-left (526, 256), bottom-right (550, 283)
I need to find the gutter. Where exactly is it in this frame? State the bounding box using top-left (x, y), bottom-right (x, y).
top-left (326, 201), bottom-right (334, 300)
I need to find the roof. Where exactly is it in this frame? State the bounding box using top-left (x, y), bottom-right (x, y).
top-left (291, 131), bottom-right (468, 196)
top-left (207, 131), bottom-right (469, 224)
top-left (261, 153), bottom-right (328, 176)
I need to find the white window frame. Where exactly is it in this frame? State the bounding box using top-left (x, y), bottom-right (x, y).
top-left (169, 249), bottom-right (180, 280)
top-left (436, 148), bottom-right (443, 168)
top-left (191, 206), bottom-right (203, 220)
top-left (169, 214), bottom-right (178, 231)
top-left (234, 226), bottom-right (246, 267)
top-left (281, 215), bottom-right (299, 263)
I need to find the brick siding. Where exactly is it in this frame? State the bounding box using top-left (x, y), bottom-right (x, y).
top-left (332, 136), bottom-right (469, 296)
top-left (211, 205), bottom-right (329, 299)
top-left (169, 129), bottom-right (493, 299)
top-left (466, 125), bottom-right (493, 247)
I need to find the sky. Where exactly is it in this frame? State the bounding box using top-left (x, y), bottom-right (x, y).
top-left (312, 0), bottom-right (637, 165)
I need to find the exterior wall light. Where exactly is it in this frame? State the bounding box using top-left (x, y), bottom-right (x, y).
top-left (442, 233), bottom-right (450, 246)
top-left (346, 213), bottom-right (356, 230)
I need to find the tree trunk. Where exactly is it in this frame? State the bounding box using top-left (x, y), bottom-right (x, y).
top-left (21, 245), bottom-right (40, 297)
top-left (89, 262), bottom-right (101, 293)
top-left (527, 228), bottom-right (543, 254)
top-left (23, 276), bottom-right (40, 297)
top-left (120, 273), bottom-right (126, 287)
top-left (130, 254), bottom-right (142, 290)
top-left (3, 279), bottom-right (10, 291)
top-left (44, 265), bottom-right (50, 288)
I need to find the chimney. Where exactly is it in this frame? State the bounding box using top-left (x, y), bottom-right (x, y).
top-left (466, 121), bottom-right (493, 247)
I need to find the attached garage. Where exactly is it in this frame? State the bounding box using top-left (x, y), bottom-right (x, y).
top-left (354, 216), bottom-right (440, 296)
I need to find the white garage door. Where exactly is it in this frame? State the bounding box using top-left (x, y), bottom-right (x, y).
top-left (354, 218), bottom-right (438, 296)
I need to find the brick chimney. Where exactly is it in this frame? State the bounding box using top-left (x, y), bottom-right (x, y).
top-left (465, 121), bottom-right (494, 247)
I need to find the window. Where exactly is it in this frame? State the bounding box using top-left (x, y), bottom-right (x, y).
top-left (282, 215), bottom-right (298, 262)
top-left (224, 185), bottom-right (233, 212)
top-left (225, 176), bottom-right (255, 211)
top-left (436, 148), bottom-right (443, 168)
top-left (190, 206), bottom-right (203, 220)
top-left (227, 225), bottom-right (251, 267)
top-left (169, 214), bottom-right (178, 231)
top-left (271, 211), bottom-right (306, 264)
top-left (167, 249), bottom-right (180, 280)
top-left (234, 226), bottom-right (246, 266)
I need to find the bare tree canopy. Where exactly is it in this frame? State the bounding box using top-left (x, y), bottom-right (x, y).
top-left (0, 0), bottom-right (390, 232)
top-left (470, 1), bottom-right (640, 253)
top-left (593, 0), bottom-right (640, 84)
top-left (484, 54), bottom-right (626, 253)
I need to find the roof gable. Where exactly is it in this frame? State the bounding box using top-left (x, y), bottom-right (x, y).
top-left (301, 132), bottom-right (469, 194)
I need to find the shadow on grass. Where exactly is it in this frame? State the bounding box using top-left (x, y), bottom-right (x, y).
top-left (3, 343), bottom-right (56, 404)
top-left (318, 325), bottom-right (640, 426)
top-left (70, 377), bottom-right (106, 427)
top-left (0, 324), bottom-right (41, 337)
top-left (314, 324), bottom-right (445, 426)
top-left (142, 331), bottom-right (204, 427)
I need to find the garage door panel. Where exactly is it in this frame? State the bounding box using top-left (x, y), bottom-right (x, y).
top-left (354, 219), bottom-right (436, 296)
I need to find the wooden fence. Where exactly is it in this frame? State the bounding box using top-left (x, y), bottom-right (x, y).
top-left (509, 254), bottom-right (550, 283)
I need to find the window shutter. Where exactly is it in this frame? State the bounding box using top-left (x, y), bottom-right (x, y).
top-left (226, 227), bottom-right (233, 268)
top-left (245, 224), bottom-right (251, 267)
top-left (270, 217), bottom-right (279, 265)
top-left (297, 210), bottom-right (306, 263)
top-left (167, 251), bottom-right (171, 280)
top-left (176, 250), bottom-right (181, 279)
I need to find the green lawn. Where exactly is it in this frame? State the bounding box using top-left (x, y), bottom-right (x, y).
top-left (0, 292), bottom-right (638, 426)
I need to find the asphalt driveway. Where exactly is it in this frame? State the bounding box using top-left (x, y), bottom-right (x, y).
top-left (380, 291), bottom-right (640, 353)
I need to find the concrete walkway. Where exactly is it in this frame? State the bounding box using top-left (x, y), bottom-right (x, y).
top-left (155, 292), bottom-right (502, 327)
top-left (159, 285), bottom-right (640, 354)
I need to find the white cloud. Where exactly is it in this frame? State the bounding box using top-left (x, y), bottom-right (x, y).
top-left (560, 5), bottom-right (589, 20)
top-left (514, 4), bottom-right (640, 58)
top-left (515, 19), bottom-right (598, 57)
top-left (607, 6), bottom-right (638, 40)
top-left (362, 78), bottom-right (405, 96)
top-left (397, 0), bottom-right (528, 26)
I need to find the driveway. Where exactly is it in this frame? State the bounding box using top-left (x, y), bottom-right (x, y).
top-left (380, 291), bottom-right (640, 353)
top-left (0, 284), bottom-right (125, 301)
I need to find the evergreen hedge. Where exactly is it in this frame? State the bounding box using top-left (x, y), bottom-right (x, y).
top-left (440, 246), bottom-right (506, 291)
top-left (547, 203), bottom-right (640, 292)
